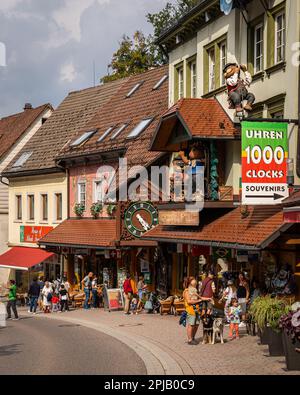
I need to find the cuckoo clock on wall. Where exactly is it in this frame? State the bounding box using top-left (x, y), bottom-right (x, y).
top-left (124, 202), bottom-right (159, 238)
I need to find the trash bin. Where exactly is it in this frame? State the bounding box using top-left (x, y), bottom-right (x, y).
top-left (0, 302), bottom-right (6, 327)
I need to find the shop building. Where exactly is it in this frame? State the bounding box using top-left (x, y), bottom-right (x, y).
top-left (0, 103), bottom-right (53, 285)
top-left (138, 0), bottom-right (300, 298)
top-left (1, 81), bottom-right (124, 289)
top-left (38, 66), bottom-right (169, 291)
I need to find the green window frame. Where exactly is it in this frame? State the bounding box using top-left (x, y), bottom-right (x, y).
top-left (174, 62), bottom-right (184, 101)
top-left (203, 34), bottom-right (227, 95)
top-left (247, 15), bottom-right (264, 75)
top-left (186, 56), bottom-right (197, 98)
top-left (266, 2), bottom-right (286, 69)
top-left (266, 94), bottom-right (285, 118)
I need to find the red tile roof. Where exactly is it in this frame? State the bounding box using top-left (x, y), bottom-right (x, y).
top-left (0, 104), bottom-right (52, 160)
top-left (3, 79), bottom-right (126, 175)
top-left (39, 219), bottom-right (117, 248)
top-left (150, 98), bottom-right (239, 152)
top-left (143, 206), bottom-right (288, 249)
top-left (57, 65), bottom-right (169, 168)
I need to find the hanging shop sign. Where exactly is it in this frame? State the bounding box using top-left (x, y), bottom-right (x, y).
top-left (20, 225), bottom-right (53, 243)
top-left (124, 202), bottom-right (158, 238)
top-left (242, 121), bottom-right (289, 205)
top-left (159, 210), bottom-right (199, 226)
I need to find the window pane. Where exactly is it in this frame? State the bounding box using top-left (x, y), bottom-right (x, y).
top-left (56, 194), bottom-right (62, 221)
top-left (71, 130), bottom-right (96, 147)
top-left (127, 118), bottom-right (153, 139)
top-left (28, 195), bottom-right (34, 221)
top-left (16, 196), bottom-right (22, 220)
top-left (42, 194), bottom-right (48, 221)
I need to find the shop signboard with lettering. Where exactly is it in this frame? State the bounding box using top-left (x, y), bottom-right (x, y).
top-left (20, 226), bottom-right (53, 243)
top-left (104, 288), bottom-right (124, 312)
top-left (242, 121), bottom-right (289, 205)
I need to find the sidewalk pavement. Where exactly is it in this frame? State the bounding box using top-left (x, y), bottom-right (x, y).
top-left (23, 307), bottom-right (299, 376)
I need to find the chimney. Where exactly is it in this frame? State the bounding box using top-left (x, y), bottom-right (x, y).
top-left (24, 103), bottom-right (33, 110)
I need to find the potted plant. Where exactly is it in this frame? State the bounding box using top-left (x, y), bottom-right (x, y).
top-left (280, 306), bottom-right (300, 371)
top-left (90, 202), bottom-right (103, 219)
top-left (74, 203), bottom-right (85, 218)
top-left (107, 203), bottom-right (117, 217)
top-left (250, 296), bottom-right (290, 356)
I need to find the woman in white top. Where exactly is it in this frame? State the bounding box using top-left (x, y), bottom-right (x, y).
top-left (42, 281), bottom-right (53, 313)
top-left (221, 280), bottom-right (237, 323)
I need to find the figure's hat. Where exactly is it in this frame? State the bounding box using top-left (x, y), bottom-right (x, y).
top-left (223, 62), bottom-right (238, 74)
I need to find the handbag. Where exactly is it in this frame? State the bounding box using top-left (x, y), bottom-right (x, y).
top-left (144, 300), bottom-right (153, 310)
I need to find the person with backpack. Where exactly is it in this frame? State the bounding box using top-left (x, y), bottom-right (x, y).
top-left (42, 281), bottom-right (53, 313)
top-left (28, 277), bottom-right (41, 314)
top-left (6, 280), bottom-right (19, 320)
top-left (200, 271), bottom-right (216, 315)
top-left (123, 274), bottom-right (133, 315)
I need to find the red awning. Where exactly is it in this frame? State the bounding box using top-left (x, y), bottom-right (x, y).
top-left (0, 247), bottom-right (54, 271)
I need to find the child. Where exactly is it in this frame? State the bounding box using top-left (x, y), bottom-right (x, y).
top-left (131, 296), bottom-right (139, 314)
top-left (51, 293), bottom-right (60, 313)
top-left (228, 298), bottom-right (242, 340)
top-left (59, 284), bottom-right (69, 312)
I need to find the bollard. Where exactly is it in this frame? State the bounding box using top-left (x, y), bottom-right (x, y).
top-left (0, 302), bottom-right (6, 327)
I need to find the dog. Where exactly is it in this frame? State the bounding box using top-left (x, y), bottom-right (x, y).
top-left (212, 318), bottom-right (224, 345)
top-left (201, 314), bottom-right (214, 344)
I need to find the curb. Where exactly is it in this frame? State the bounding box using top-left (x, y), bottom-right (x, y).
top-left (35, 312), bottom-right (185, 376)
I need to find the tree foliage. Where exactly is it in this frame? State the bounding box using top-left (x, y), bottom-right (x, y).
top-left (101, 0), bottom-right (199, 83)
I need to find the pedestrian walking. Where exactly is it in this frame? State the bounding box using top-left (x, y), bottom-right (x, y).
top-left (37, 276), bottom-right (45, 311)
top-left (137, 276), bottom-right (147, 301)
top-left (42, 281), bottom-right (53, 313)
top-left (51, 294), bottom-right (60, 312)
top-left (220, 280), bottom-right (237, 323)
top-left (92, 276), bottom-right (98, 308)
top-left (59, 284), bottom-right (69, 312)
top-left (183, 277), bottom-right (202, 345)
top-left (28, 277), bottom-right (40, 314)
top-left (123, 273), bottom-right (133, 315)
top-left (62, 277), bottom-right (71, 292)
top-left (228, 298), bottom-right (242, 340)
top-left (237, 272), bottom-right (250, 327)
top-left (81, 272), bottom-right (93, 310)
top-left (199, 271), bottom-right (216, 315)
top-left (6, 280), bottom-right (19, 320)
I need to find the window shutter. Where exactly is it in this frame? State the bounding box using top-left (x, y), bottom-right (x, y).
top-left (267, 12), bottom-right (275, 68)
top-left (174, 67), bottom-right (179, 102)
top-left (203, 49), bottom-right (209, 95)
top-left (247, 25), bottom-right (254, 75)
top-left (215, 44), bottom-right (220, 89)
top-left (186, 62), bottom-right (191, 98)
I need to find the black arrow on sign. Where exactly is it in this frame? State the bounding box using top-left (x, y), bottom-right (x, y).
top-left (245, 194), bottom-right (285, 201)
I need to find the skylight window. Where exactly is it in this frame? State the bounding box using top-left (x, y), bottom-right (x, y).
top-left (12, 152), bottom-right (33, 168)
top-left (127, 118), bottom-right (153, 139)
top-left (110, 123), bottom-right (129, 140)
top-left (98, 126), bottom-right (115, 143)
top-left (126, 81), bottom-right (144, 98)
top-left (70, 130), bottom-right (96, 147)
top-left (153, 75), bottom-right (168, 90)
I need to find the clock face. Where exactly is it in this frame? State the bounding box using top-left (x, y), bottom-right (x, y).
top-left (125, 202), bottom-right (159, 238)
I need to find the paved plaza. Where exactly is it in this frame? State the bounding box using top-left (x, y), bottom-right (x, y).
top-left (21, 307), bottom-right (300, 376)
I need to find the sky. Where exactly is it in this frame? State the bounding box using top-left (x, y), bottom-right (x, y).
top-left (0, 0), bottom-right (170, 118)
